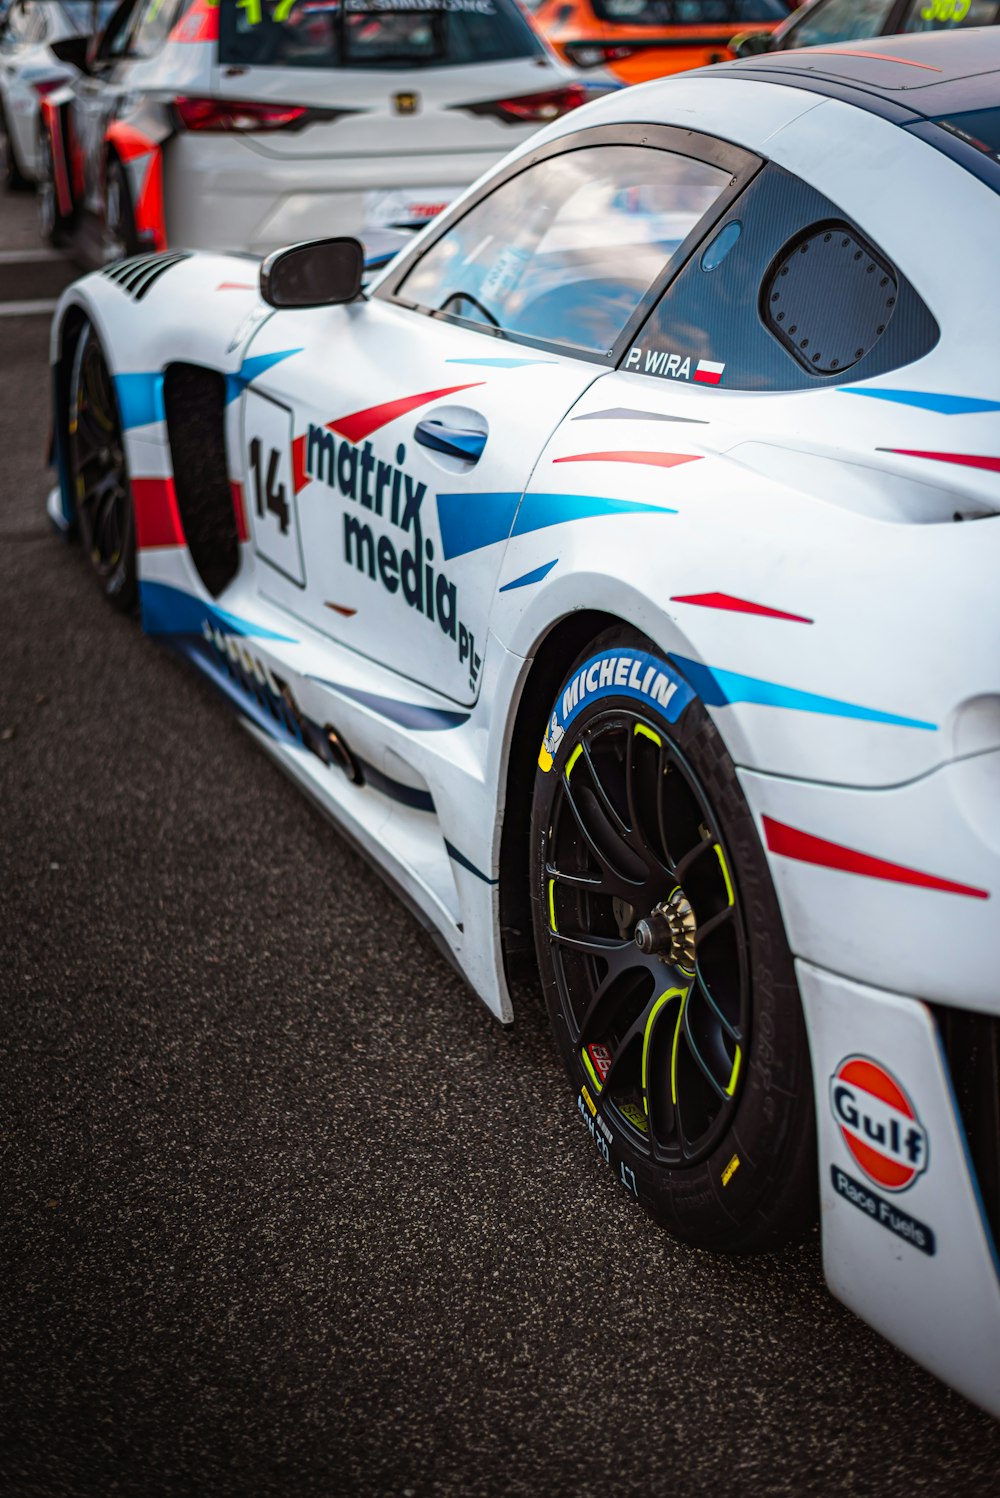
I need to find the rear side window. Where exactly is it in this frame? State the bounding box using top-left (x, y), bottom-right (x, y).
top-left (218, 0), bottom-right (544, 70)
top-left (783, 0), bottom-right (896, 46)
top-left (592, 0), bottom-right (787, 20)
top-left (624, 163), bottom-right (938, 391)
top-left (395, 143), bottom-right (732, 355)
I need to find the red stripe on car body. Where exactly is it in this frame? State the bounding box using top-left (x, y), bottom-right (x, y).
top-left (671, 592), bottom-right (813, 623)
top-left (553, 450), bottom-right (702, 468)
top-left (328, 384), bottom-right (485, 443)
top-left (762, 816), bottom-right (989, 899)
top-left (230, 480), bottom-right (248, 543)
top-left (883, 448), bottom-right (1000, 474)
top-left (132, 477), bottom-right (185, 549)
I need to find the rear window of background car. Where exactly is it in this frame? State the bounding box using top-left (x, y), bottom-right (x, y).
top-left (623, 162), bottom-right (938, 390)
top-left (591, 0), bottom-right (787, 21)
top-left (218, 0), bottom-right (544, 70)
top-left (395, 143), bottom-right (732, 355)
top-left (781, 0), bottom-right (896, 47)
top-left (900, 0), bottom-right (1000, 30)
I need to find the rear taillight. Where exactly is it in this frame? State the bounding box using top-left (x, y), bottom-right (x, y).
top-left (451, 84), bottom-right (599, 125)
top-left (565, 43), bottom-right (635, 68)
top-left (30, 76), bottom-right (66, 98)
top-left (173, 97), bottom-right (309, 132)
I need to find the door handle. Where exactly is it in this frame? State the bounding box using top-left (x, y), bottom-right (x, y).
top-left (414, 418), bottom-right (486, 463)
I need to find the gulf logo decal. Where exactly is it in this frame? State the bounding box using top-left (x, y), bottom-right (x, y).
top-left (830, 1056), bottom-right (928, 1193)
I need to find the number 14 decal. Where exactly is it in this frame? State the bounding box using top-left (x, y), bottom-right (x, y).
top-left (249, 437), bottom-right (291, 536)
top-left (244, 389), bottom-right (305, 587)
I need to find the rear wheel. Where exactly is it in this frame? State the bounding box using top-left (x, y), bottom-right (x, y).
top-left (36, 121), bottom-right (71, 245)
top-left (68, 321), bottom-right (137, 613)
top-left (530, 628), bottom-right (816, 1253)
top-left (104, 157), bottom-right (140, 263)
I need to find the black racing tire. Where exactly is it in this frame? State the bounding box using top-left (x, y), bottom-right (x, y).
top-left (1, 97), bottom-right (30, 190)
top-left (104, 156), bottom-right (141, 263)
top-left (530, 626), bottom-right (817, 1254)
top-left (36, 120), bottom-right (72, 245)
top-left (67, 320), bottom-right (137, 613)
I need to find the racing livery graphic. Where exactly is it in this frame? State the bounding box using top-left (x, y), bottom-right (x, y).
top-left (45, 32), bottom-right (1000, 1418)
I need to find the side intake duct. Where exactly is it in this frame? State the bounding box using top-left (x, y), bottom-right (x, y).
top-left (162, 364), bottom-right (238, 598)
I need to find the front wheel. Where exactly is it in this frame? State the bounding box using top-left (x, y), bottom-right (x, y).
top-left (530, 628), bottom-right (816, 1253)
top-left (67, 321), bottom-right (137, 612)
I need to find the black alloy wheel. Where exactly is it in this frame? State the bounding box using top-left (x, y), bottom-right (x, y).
top-left (36, 122), bottom-right (68, 244)
top-left (68, 322), bottom-right (137, 612)
top-left (104, 157), bottom-right (140, 263)
top-left (531, 628), bottom-right (816, 1253)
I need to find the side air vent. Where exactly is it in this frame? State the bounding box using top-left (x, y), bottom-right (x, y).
top-left (162, 363), bottom-right (239, 598)
top-left (762, 222), bottom-right (898, 375)
top-left (102, 251), bottom-right (191, 301)
top-left (935, 1003), bottom-right (1000, 1260)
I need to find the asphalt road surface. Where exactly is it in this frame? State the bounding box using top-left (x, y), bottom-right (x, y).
top-left (2, 188), bottom-right (1000, 1498)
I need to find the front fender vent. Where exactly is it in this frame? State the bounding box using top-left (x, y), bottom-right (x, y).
top-left (162, 363), bottom-right (238, 598)
top-left (102, 252), bottom-right (191, 301)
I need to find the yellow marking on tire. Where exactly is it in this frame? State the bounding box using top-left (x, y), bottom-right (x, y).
top-left (538, 740), bottom-right (554, 773)
top-left (581, 1085), bottom-right (597, 1116)
top-left (548, 878), bottom-right (557, 934)
top-left (633, 723), bottom-right (661, 746)
top-left (581, 1047), bottom-right (603, 1094)
top-left (722, 1153), bottom-right (740, 1187)
top-left (725, 1045), bottom-right (742, 1097)
top-left (565, 742), bottom-right (584, 779)
top-left (714, 844), bottom-right (735, 907)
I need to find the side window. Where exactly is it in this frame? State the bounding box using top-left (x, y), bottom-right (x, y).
top-left (624, 164), bottom-right (937, 392)
top-left (394, 144), bottom-right (733, 357)
top-left (784, 0), bottom-right (897, 45)
top-left (900, 0), bottom-right (1000, 31)
top-left (128, 0), bottom-right (183, 57)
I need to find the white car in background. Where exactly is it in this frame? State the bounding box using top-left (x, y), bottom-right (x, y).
top-left (40, 0), bottom-right (615, 260)
top-left (0, 0), bottom-right (113, 186)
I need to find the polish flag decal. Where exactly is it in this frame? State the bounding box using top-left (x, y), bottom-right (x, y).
top-left (694, 360), bottom-right (725, 386)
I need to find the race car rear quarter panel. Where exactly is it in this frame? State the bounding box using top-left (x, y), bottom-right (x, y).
top-left (491, 379), bottom-right (1000, 790)
top-left (800, 961), bottom-right (1000, 1419)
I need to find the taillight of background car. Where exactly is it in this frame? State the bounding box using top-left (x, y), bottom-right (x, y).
top-left (451, 83), bottom-right (615, 125)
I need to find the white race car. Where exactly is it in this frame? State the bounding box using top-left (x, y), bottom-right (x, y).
top-left (38, 0), bottom-right (613, 261)
top-left (46, 29), bottom-right (1000, 1416)
top-left (0, 0), bottom-right (114, 186)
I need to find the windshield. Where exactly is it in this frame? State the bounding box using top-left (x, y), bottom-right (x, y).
top-left (60, 1), bottom-right (118, 32)
top-left (218, 0), bottom-right (544, 69)
top-left (590, 0), bottom-right (787, 22)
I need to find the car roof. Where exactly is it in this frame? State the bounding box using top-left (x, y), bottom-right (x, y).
top-left (700, 27), bottom-right (1000, 120)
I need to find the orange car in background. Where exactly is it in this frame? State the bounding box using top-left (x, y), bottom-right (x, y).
top-left (527, 0), bottom-right (791, 82)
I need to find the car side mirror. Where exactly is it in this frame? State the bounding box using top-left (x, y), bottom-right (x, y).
top-left (260, 237), bottom-right (364, 309)
top-left (49, 34), bottom-right (91, 71)
top-left (730, 30), bottom-right (773, 57)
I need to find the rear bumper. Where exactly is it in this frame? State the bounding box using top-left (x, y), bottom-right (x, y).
top-left (800, 960), bottom-right (1000, 1417)
top-left (162, 137), bottom-right (505, 254)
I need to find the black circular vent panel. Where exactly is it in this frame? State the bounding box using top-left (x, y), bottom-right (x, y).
top-left (762, 223), bottom-right (899, 376)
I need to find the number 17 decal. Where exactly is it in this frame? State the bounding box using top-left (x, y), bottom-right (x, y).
top-left (243, 389), bottom-right (305, 587)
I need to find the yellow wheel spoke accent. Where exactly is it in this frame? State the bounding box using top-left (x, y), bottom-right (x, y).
top-left (633, 723), bottom-right (661, 747)
top-left (714, 844), bottom-right (735, 907)
top-left (640, 985), bottom-right (692, 1117)
top-left (564, 743), bottom-right (584, 779)
top-left (725, 1045), bottom-right (742, 1097)
top-left (670, 988), bottom-right (690, 1105)
top-left (547, 878), bottom-right (558, 934)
